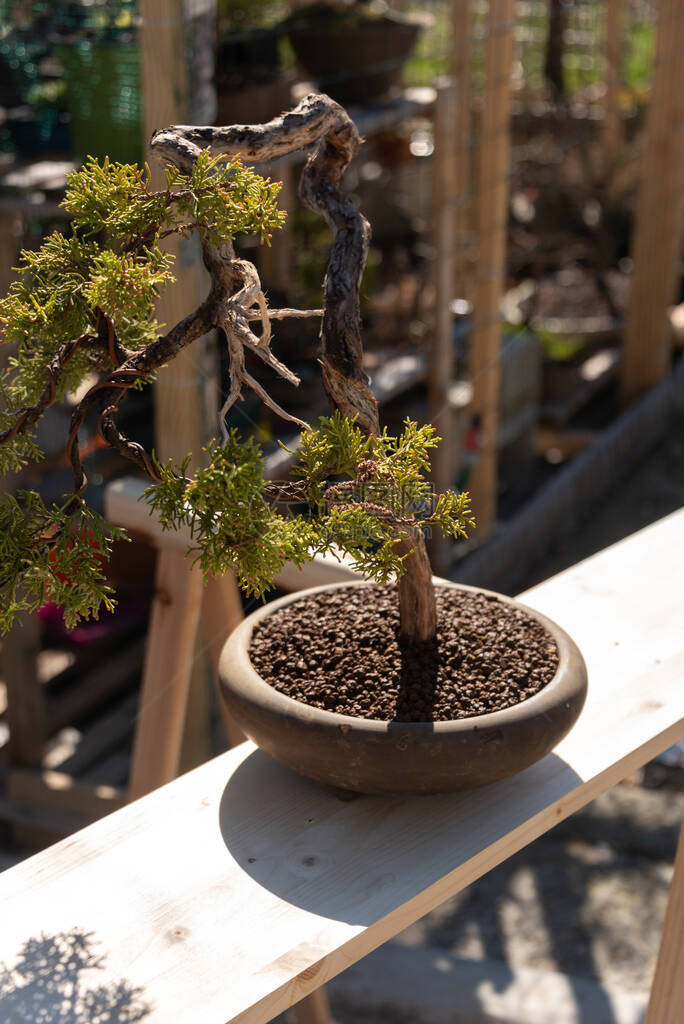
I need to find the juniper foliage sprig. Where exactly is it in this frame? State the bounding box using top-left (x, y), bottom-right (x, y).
top-left (0, 493), bottom-right (125, 633)
top-left (0, 142), bottom-right (474, 636)
top-left (0, 153), bottom-right (286, 631)
top-left (145, 414), bottom-right (474, 595)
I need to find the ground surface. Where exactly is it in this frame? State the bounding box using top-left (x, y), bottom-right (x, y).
top-left (2, 416), bottom-right (683, 1024)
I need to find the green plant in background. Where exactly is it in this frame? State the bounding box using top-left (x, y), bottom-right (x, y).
top-left (0, 126), bottom-right (472, 635)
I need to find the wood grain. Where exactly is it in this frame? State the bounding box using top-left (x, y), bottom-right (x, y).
top-left (645, 823), bottom-right (684, 1024)
top-left (201, 573), bottom-right (246, 748)
top-left (429, 80), bottom-right (458, 575)
top-left (602, 0), bottom-right (624, 172)
top-left (449, 0), bottom-right (473, 301)
top-left (620, 0), bottom-right (684, 405)
top-left (0, 510), bottom-right (682, 1024)
top-left (139, 0), bottom-right (216, 779)
top-left (469, 0), bottom-right (515, 535)
top-left (128, 547), bottom-right (204, 800)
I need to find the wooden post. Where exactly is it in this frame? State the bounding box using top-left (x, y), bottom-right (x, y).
top-left (259, 163), bottom-right (294, 298)
top-left (291, 987), bottom-right (333, 1024)
top-left (201, 574), bottom-right (246, 748)
top-left (620, 0), bottom-right (684, 406)
top-left (468, 0), bottom-right (515, 537)
top-left (135, 0), bottom-right (217, 786)
top-left (449, 0), bottom-right (473, 301)
top-left (139, 0), bottom-right (210, 470)
top-left (1, 609), bottom-right (45, 770)
top-left (602, 0), bottom-right (624, 173)
top-left (1, 237), bottom-right (47, 811)
top-left (128, 549), bottom-right (204, 800)
top-left (429, 80), bottom-right (458, 575)
top-left (644, 823), bottom-right (684, 1024)
top-left (0, 209), bottom-right (20, 300)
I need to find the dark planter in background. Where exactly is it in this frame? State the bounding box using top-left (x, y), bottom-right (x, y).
top-left (284, 5), bottom-right (425, 106)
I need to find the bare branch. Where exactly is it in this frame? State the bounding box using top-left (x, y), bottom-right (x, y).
top-left (247, 308), bottom-right (324, 321)
top-left (153, 92), bottom-right (380, 436)
top-left (0, 333), bottom-right (98, 446)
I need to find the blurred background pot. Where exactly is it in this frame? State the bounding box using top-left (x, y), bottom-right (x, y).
top-left (283, 1), bottom-right (427, 105)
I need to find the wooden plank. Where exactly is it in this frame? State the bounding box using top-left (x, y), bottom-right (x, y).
top-left (57, 691), bottom-right (140, 776)
top-left (259, 164), bottom-right (294, 297)
top-left (602, 0), bottom-right (624, 173)
top-left (620, 0), bottom-right (684, 405)
top-left (201, 573), bottom-right (246, 749)
top-left (1, 609), bottom-right (45, 768)
top-left (468, 0), bottom-right (515, 536)
top-left (0, 208), bottom-right (20, 300)
top-left (429, 80), bottom-right (458, 574)
top-left (645, 823), bottom-right (684, 1024)
top-left (46, 638), bottom-right (145, 734)
top-left (7, 768), bottom-right (126, 819)
top-left (0, 509), bottom-right (682, 1024)
top-left (449, 0), bottom-right (473, 301)
top-left (139, 0), bottom-right (216, 776)
top-left (290, 987), bottom-right (332, 1024)
top-left (139, 0), bottom-right (213, 471)
top-left (128, 547), bottom-right (204, 800)
top-left (0, 795), bottom-right (90, 839)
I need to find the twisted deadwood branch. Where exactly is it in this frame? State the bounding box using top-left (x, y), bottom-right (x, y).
top-left (151, 91), bottom-right (379, 437)
top-left (1, 93), bottom-right (436, 639)
top-left (152, 93), bottom-right (435, 639)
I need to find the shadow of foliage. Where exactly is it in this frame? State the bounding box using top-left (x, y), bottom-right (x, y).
top-left (0, 929), bottom-right (150, 1023)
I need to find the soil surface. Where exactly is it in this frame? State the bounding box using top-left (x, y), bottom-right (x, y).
top-left (249, 585), bottom-right (558, 722)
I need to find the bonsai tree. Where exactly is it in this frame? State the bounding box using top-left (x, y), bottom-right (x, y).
top-left (0, 94), bottom-right (473, 640)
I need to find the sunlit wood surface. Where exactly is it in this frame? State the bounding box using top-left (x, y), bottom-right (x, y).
top-left (0, 510), bottom-right (682, 1024)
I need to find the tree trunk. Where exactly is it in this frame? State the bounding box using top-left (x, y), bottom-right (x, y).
top-left (396, 529), bottom-right (437, 643)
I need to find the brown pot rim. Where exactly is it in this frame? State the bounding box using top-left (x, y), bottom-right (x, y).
top-left (220, 579), bottom-right (587, 737)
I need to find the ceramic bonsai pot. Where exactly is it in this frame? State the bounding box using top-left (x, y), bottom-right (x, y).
top-left (219, 581), bottom-right (587, 795)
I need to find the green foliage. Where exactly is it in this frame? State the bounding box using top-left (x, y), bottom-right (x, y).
top-left (146, 433), bottom-right (317, 598)
top-left (0, 493), bottom-right (125, 634)
top-left (62, 152), bottom-right (285, 246)
top-left (0, 147), bottom-right (473, 634)
top-left (0, 151), bottom-right (285, 418)
top-left (147, 414), bottom-right (474, 601)
top-left (296, 413), bottom-right (473, 575)
top-left (0, 150), bottom-right (288, 632)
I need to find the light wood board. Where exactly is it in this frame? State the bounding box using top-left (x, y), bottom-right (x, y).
top-left (0, 510), bottom-right (683, 1024)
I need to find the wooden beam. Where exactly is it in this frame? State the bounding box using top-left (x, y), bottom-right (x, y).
top-left (1, 609), bottom-right (45, 769)
top-left (429, 80), bottom-right (458, 574)
top-left (0, 209), bottom-right (20, 300)
top-left (128, 548), bottom-right (204, 800)
top-left (46, 638), bottom-right (145, 735)
top-left (201, 574), bottom-right (246, 749)
top-left (138, 0), bottom-right (216, 782)
top-left (468, 0), bottom-right (515, 536)
top-left (620, 0), bottom-right (684, 405)
top-left (449, 0), bottom-right (473, 301)
top-left (1, 508), bottom-right (683, 1024)
top-left (645, 823), bottom-right (684, 1024)
top-left (602, 0), bottom-right (624, 173)
top-left (259, 163), bottom-right (294, 298)
top-left (7, 768), bottom-right (126, 820)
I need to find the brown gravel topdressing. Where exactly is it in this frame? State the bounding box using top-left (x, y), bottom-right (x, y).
top-left (249, 585), bottom-right (559, 722)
